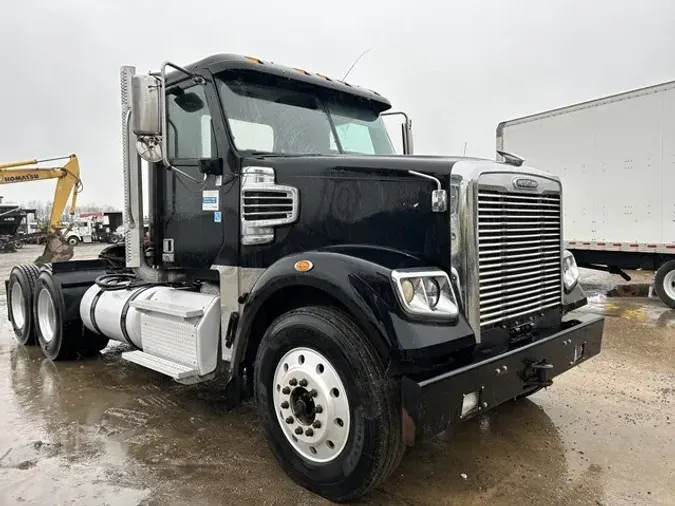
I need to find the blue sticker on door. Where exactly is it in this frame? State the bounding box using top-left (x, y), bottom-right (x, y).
top-left (214, 211), bottom-right (222, 223)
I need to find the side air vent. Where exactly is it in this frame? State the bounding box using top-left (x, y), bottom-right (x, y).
top-left (242, 190), bottom-right (295, 221)
top-left (240, 166), bottom-right (299, 246)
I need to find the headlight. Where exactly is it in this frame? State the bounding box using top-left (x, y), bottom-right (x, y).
top-left (391, 269), bottom-right (459, 319)
top-left (562, 250), bottom-right (579, 292)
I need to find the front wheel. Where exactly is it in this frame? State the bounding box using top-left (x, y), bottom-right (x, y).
top-left (654, 260), bottom-right (675, 309)
top-left (254, 307), bottom-right (405, 503)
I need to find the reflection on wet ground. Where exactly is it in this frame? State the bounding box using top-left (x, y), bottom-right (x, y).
top-left (0, 248), bottom-right (673, 505)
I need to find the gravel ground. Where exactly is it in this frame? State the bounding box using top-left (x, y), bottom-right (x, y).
top-left (0, 244), bottom-right (673, 505)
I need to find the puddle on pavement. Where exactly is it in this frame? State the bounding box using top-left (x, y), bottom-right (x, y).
top-left (583, 294), bottom-right (675, 328)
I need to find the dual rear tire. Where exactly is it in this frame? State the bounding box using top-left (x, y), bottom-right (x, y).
top-left (254, 307), bottom-right (405, 503)
top-left (8, 264), bottom-right (108, 360)
top-left (7, 264), bottom-right (41, 345)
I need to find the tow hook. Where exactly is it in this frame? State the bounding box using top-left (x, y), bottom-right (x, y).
top-left (522, 359), bottom-right (554, 388)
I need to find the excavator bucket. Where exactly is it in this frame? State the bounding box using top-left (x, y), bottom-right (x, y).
top-left (34, 230), bottom-right (75, 266)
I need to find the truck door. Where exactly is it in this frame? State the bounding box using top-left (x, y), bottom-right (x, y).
top-left (161, 81), bottom-right (226, 269)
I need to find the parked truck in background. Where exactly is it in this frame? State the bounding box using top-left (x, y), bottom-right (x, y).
top-left (63, 218), bottom-right (94, 246)
top-left (79, 211), bottom-right (124, 243)
top-left (5, 53), bottom-right (605, 502)
top-left (497, 79), bottom-right (675, 308)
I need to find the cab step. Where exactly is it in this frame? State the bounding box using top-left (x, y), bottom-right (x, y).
top-left (122, 350), bottom-right (198, 380)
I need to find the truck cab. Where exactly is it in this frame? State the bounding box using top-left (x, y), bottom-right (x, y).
top-left (64, 218), bottom-right (94, 246)
top-left (5, 53), bottom-right (605, 503)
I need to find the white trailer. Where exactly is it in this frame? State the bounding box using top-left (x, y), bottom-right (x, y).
top-left (497, 80), bottom-right (675, 308)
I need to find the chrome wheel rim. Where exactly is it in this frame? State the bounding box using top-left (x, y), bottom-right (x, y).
top-left (37, 289), bottom-right (57, 343)
top-left (273, 347), bottom-right (351, 463)
top-left (664, 270), bottom-right (675, 300)
top-left (10, 283), bottom-right (25, 330)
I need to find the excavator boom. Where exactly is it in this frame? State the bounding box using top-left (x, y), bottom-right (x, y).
top-left (0, 154), bottom-right (82, 265)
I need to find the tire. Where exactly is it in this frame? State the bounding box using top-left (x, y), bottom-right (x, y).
top-left (67, 236), bottom-right (79, 247)
top-left (15, 239), bottom-right (24, 249)
top-left (254, 306), bottom-right (405, 502)
top-left (33, 271), bottom-right (79, 361)
top-left (33, 270), bottom-right (109, 361)
top-left (7, 264), bottom-right (41, 345)
top-left (654, 260), bottom-right (675, 309)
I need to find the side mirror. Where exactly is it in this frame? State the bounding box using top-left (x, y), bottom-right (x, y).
top-left (131, 75), bottom-right (162, 137)
top-left (381, 111), bottom-right (414, 155)
top-left (431, 189), bottom-right (447, 213)
top-left (401, 118), bottom-right (414, 155)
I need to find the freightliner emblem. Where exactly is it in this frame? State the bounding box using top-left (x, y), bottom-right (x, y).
top-left (513, 177), bottom-right (539, 190)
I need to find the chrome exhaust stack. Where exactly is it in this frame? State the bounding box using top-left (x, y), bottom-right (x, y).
top-left (120, 62), bottom-right (208, 283)
top-left (119, 65), bottom-right (162, 283)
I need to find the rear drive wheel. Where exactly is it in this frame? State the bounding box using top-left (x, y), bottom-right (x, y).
top-left (654, 260), bottom-right (675, 309)
top-left (7, 265), bottom-right (41, 345)
top-left (33, 271), bottom-right (78, 361)
top-left (67, 236), bottom-right (79, 247)
top-left (254, 307), bottom-right (405, 502)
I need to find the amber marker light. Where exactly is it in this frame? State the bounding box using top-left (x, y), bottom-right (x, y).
top-left (294, 260), bottom-right (313, 272)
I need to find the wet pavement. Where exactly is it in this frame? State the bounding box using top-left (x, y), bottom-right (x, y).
top-left (0, 245), bottom-right (673, 505)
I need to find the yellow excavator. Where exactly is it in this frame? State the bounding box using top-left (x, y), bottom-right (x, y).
top-left (0, 154), bottom-right (82, 265)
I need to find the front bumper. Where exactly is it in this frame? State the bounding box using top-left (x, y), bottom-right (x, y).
top-left (401, 312), bottom-right (604, 443)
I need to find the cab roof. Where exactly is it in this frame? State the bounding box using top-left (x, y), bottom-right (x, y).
top-left (178, 53), bottom-right (392, 112)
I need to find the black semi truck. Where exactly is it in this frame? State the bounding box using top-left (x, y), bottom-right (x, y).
top-left (6, 54), bottom-right (604, 502)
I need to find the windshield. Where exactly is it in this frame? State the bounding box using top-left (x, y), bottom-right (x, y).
top-left (216, 73), bottom-right (395, 156)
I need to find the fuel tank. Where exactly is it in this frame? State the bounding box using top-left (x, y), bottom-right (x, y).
top-left (79, 284), bottom-right (161, 348)
top-left (79, 284), bottom-right (221, 364)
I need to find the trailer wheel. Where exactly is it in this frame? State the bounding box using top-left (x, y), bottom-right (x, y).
top-left (7, 265), bottom-right (41, 345)
top-left (33, 271), bottom-right (79, 361)
top-left (254, 306), bottom-right (405, 503)
top-left (654, 260), bottom-right (675, 309)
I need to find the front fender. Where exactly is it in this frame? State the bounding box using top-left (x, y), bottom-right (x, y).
top-left (231, 247), bottom-right (475, 378)
top-left (234, 250), bottom-right (402, 366)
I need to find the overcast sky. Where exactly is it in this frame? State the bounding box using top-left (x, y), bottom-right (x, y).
top-left (1, 0), bottom-right (674, 208)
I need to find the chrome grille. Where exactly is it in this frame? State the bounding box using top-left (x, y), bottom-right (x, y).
top-left (477, 190), bottom-right (562, 328)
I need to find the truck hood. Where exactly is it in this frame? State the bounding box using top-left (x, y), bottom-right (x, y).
top-left (250, 153), bottom-right (486, 177)
top-left (250, 153), bottom-right (561, 182)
